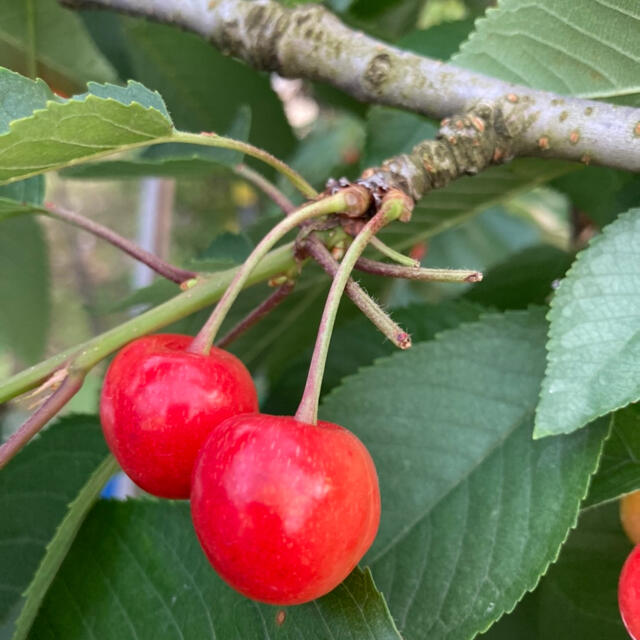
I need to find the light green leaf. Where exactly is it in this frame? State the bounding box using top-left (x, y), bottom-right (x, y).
top-left (321, 309), bottom-right (609, 639)
top-left (0, 71), bottom-right (173, 185)
top-left (60, 105), bottom-right (252, 179)
top-left (0, 0), bottom-right (115, 93)
top-left (453, 0), bottom-right (640, 105)
top-left (535, 208), bottom-right (640, 437)
top-left (0, 415), bottom-right (113, 638)
top-left (585, 404), bottom-right (640, 508)
top-left (29, 501), bottom-right (401, 640)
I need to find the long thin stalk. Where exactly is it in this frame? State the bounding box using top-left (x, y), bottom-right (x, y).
top-left (42, 203), bottom-right (195, 284)
top-left (216, 281), bottom-right (295, 348)
top-left (188, 190), bottom-right (366, 354)
top-left (0, 373), bottom-right (85, 469)
top-left (355, 257), bottom-right (483, 283)
top-left (304, 235), bottom-right (411, 349)
top-left (368, 236), bottom-right (419, 267)
top-left (295, 195), bottom-right (407, 424)
top-left (233, 164), bottom-right (297, 213)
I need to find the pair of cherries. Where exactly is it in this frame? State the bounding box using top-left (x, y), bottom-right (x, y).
top-left (100, 334), bottom-right (380, 605)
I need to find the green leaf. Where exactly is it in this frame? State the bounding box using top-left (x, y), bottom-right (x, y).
top-left (60, 106), bottom-right (252, 179)
top-left (535, 208), bottom-right (640, 437)
top-left (0, 215), bottom-right (49, 362)
top-left (453, 0), bottom-right (640, 105)
top-left (0, 71), bottom-right (173, 185)
top-left (0, 0), bottom-right (115, 94)
top-left (399, 18), bottom-right (476, 60)
top-left (585, 404), bottom-right (640, 509)
top-left (482, 502), bottom-right (631, 640)
top-left (553, 166), bottom-right (640, 228)
top-left (0, 175), bottom-right (44, 221)
top-left (463, 245), bottom-right (574, 310)
top-left (30, 500), bottom-right (401, 639)
top-left (0, 415), bottom-right (113, 638)
top-left (264, 299), bottom-right (485, 415)
top-left (320, 309), bottom-right (609, 639)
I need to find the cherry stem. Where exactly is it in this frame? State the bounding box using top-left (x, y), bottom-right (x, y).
top-left (355, 258), bottom-right (483, 283)
top-left (215, 280), bottom-right (295, 349)
top-left (174, 130), bottom-right (316, 199)
top-left (233, 163), bottom-right (296, 214)
top-left (302, 235), bottom-right (411, 349)
top-left (0, 371), bottom-right (85, 470)
top-left (295, 194), bottom-right (409, 425)
top-left (368, 236), bottom-right (419, 267)
top-left (188, 188), bottom-right (369, 355)
top-left (42, 202), bottom-right (196, 284)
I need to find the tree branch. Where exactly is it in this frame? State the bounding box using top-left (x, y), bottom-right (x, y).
top-left (61, 0), bottom-right (640, 172)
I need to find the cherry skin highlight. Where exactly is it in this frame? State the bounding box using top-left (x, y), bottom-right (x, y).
top-left (619, 544), bottom-right (640, 639)
top-left (100, 334), bottom-right (258, 499)
top-left (190, 413), bottom-right (381, 605)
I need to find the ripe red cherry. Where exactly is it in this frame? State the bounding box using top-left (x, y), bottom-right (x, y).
top-left (619, 544), bottom-right (640, 639)
top-left (190, 413), bottom-right (380, 605)
top-left (100, 334), bottom-right (258, 499)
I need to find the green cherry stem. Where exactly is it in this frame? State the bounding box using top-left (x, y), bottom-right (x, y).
top-left (295, 193), bottom-right (410, 425)
top-left (368, 236), bottom-right (419, 267)
top-left (355, 258), bottom-right (483, 283)
top-left (173, 130), bottom-right (316, 199)
top-left (233, 163), bottom-right (298, 213)
top-left (188, 188), bottom-right (369, 355)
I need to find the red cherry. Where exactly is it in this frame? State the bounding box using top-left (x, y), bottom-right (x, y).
top-left (619, 544), bottom-right (640, 639)
top-left (100, 334), bottom-right (258, 499)
top-left (190, 413), bottom-right (380, 605)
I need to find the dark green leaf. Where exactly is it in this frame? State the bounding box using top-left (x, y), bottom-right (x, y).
top-left (482, 502), bottom-right (631, 640)
top-left (264, 299), bottom-right (485, 415)
top-left (553, 167), bottom-right (640, 228)
top-left (0, 0), bottom-right (115, 94)
top-left (30, 501), bottom-right (401, 640)
top-left (585, 404), bottom-right (640, 509)
top-left (0, 175), bottom-right (44, 221)
top-left (321, 309), bottom-right (609, 639)
top-left (0, 216), bottom-right (49, 362)
top-left (117, 18), bottom-right (295, 159)
top-left (453, 0), bottom-right (640, 105)
top-left (535, 208), bottom-right (640, 437)
top-left (398, 18), bottom-right (476, 60)
top-left (0, 415), bottom-right (113, 638)
top-left (463, 245), bottom-right (573, 310)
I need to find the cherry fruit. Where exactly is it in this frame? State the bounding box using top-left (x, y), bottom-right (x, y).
top-left (190, 413), bottom-right (380, 605)
top-left (100, 334), bottom-right (258, 499)
top-left (619, 544), bottom-right (640, 639)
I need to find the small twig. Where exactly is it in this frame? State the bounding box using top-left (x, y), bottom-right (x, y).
top-left (233, 164), bottom-right (296, 214)
top-left (42, 202), bottom-right (195, 284)
top-left (355, 257), bottom-right (483, 283)
top-left (303, 236), bottom-right (410, 349)
top-left (368, 236), bottom-right (419, 267)
top-left (215, 281), bottom-right (295, 349)
top-left (0, 372), bottom-right (85, 470)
